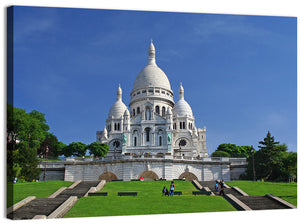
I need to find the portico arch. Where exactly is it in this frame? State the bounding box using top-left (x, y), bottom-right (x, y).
top-left (179, 172), bottom-right (198, 181)
top-left (99, 172), bottom-right (118, 182)
top-left (138, 171), bottom-right (159, 181)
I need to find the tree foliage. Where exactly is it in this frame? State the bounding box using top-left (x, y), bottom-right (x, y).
top-left (87, 142), bottom-right (109, 158)
top-left (211, 150), bottom-right (231, 157)
top-left (64, 142), bottom-right (87, 157)
top-left (242, 131), bottom-right (297, 182)
top-left (7, 104), bottom-right (64, 182)
top-left (215, 143), bottom-right (253, 158)
top-left (7, 105), bottom-right (50, 182)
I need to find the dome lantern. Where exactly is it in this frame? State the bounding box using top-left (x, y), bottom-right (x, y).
top-left (148, 39), bottom-right (156, 65)
top-left (179, 82), bottom-right (184, 100)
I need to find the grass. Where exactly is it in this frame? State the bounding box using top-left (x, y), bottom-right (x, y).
top-left (227, 181), bottom-right (297, 206)
top-left (64, 180), bottom-right (236, 218)
top-left (7, 180), bottom-right (73, 208)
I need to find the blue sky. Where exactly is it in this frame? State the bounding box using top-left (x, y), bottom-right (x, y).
top-left (12, 6), bottom-right (297, 154)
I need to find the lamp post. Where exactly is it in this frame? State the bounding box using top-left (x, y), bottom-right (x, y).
top-left (251, 145), bottom-right (256, 181)
top-left (43, 146), bottom-right (49, 181)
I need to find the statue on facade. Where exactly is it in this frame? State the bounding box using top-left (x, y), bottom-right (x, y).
top-left (123, 133), bottom-right (127, 144)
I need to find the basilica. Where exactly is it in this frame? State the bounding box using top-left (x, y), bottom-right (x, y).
top-left (96, 41), bottom-right (208, 158)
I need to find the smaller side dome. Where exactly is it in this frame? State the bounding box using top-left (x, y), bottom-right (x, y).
top-left (108, 84), bottom-right (128, 118)
top-left (172, 83), bottom-right (193, 118)
top-left (124, 108), bottom-right (130, 116)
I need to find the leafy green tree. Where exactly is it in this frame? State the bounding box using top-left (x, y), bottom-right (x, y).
top-left (255, 131), bottom-right (283, 180)
top-left (7, 105), bottom-right (50, 181)
top-left (282, 152), bottom-right (297, 181)
top-left (215, 143), bottom-right (252, 157)
top-left (211, 150), bottom-right (231, 157)
top-left (87, 142), bottom-right (109, 158)
top-left (6, 104), bottom-right (68, 181)
top-left (241, 132), bottom-right (295, 181)
top-left (64, 142), bottom-right (87, 157)
top-left (38, 133), bottom-right (65, 158)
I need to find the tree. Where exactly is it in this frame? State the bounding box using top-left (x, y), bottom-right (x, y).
top-left (255, 131), bottom-right (284, 180)
top-left (241, 132), bottom-right (295, 181)
top-left (282, 152), bottom-right (297, 181)
top-left (38, 133), bottom-right (65, 158)
top-left (7, 105), bottom-right (50, 182)
top-left (211, 150), bottom-right (231, 157)
top-left (87, 142), bottom-right (109, 158)
top-left (64, 142), bottom-right (87, 157)
top-left (215, 143), bottom-right (252, 158)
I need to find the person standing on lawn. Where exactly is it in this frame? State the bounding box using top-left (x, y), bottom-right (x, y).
top-left (169, 181), bottom-right (175, 196)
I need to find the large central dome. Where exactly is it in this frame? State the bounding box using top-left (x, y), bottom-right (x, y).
top-left (132, 41), bottom-right (171, 92)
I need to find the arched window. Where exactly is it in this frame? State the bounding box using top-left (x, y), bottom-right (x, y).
top-left (134, 137), bottom-right (137, 146)
top-left (159, 136), bottom-right (162, 146)
top-left (145, 128), bottom-right (151, 142)
top-left (162, 107), bottom-right (166, 116)
top-left (117, 123), bottom-right (120, 130)
top-left (180, 122), bottom-right (182, 129)
top-left (114, 123), bottom-right (117, 131)
top-left (155, 105), bottom-right (160, 114)
top-left (133, 109), bottom-right (135, 116)
top-left (183, 122), bottom-right (186, 129)
top-left (137, 107), bottom-right (140, 114)
top-left (113, 140), bottom-right (120, 148)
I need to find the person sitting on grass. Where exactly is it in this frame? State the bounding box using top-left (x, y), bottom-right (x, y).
top-left (162, 186), bottom-right (169, 196)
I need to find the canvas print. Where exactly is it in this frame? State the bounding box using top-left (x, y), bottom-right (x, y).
top-left (7, 5), bottom-right (297, 220)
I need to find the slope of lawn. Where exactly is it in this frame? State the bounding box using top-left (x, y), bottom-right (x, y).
top-left (7, 181), bottom-right (73, 208)
top-left (64, 180), bottom-right (236, 218)
top-left (227, 181), bottom-right (297, 206)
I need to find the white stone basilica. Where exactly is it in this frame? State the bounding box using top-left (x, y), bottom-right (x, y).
top-left (97, 41), bottom-right (208, 158)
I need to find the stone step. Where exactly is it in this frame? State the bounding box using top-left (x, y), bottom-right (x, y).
top-left (235, 196), bottom-right (288, 210)
top-left (7, 198), bottom-right (66, 220)
top-left (8, 181), bottom-right (101, 219)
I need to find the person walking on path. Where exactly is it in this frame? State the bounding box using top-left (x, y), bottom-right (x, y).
top-left (219, 180), bottom-right (225, 196)
top-left (169, 181), bottom-right (175, 196)
top-left (215, 181), bottom-right (219, 193)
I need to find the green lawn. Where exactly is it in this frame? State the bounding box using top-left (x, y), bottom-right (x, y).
top-left (227, 181), bottom-right (297, 206)
top-left (64, 180), bottom-right (236, 218)
top-left (7, 181), bottom-right (73, 208)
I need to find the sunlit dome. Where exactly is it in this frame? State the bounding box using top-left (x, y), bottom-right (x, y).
top-left (172, 83), bottom-right (193, 118)
top-left (132, 40), bottom-right (171, 92)
top-left (108, 84), bottom-right (128, 118)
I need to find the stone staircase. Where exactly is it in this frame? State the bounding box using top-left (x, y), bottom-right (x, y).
top-left (235, 195), bottom-right (289, 210)
top-left (8, 181), bottom-right (100, 220)
top-left (56, 181), bottom-right (100, 199)
top-left (194, 180), bottom-right (295, 211)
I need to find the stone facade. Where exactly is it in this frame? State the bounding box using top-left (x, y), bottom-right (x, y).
top-left (38, 157), bottom-right (246, 182)
top-left (96, 41), bottom-right (208, 158)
